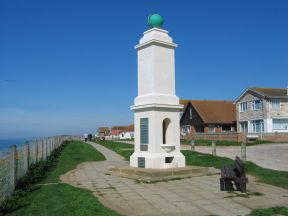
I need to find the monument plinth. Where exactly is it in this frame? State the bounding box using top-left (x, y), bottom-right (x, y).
top-left (130, 14), bottom-right (186, 169)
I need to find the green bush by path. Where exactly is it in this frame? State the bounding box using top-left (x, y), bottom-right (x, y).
top-left (46, 141), bottom-right (105, 183)
top-left (4, 140), bottom-right (121, 216)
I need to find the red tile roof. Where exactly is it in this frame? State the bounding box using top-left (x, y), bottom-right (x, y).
top-left (184, 100), bottom-right (236, 124)
top-left (98, 127), bottom-right (110, 133)
top-left (122, 124), bottom-right (134, 132)
top-left (110, 130), bottom-right (122, 135)
top-left (251, 87), bottom-right (288, 97)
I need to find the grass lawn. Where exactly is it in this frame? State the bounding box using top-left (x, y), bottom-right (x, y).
top-left (183, 150), bottom-right (288, 190)
top-left (8, 184), bottom-right (121, 216)
top-left (45, 140), bottom-right (105, 183)
top-left (248, 206), bottom-right (288, 216)
top-left (7, 141), bottom-right (122, 216)
top-left (96, 140), bottom-right (134, 161)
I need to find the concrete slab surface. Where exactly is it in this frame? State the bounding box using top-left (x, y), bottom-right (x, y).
top-left (61, 142), bottom-right (288, 216)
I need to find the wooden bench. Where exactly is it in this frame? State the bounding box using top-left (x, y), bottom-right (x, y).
top-left (220, 156), bottom-right (248, 192)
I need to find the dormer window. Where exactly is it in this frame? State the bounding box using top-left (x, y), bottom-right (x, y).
top-left (272, 98), bottom-right (280, 109)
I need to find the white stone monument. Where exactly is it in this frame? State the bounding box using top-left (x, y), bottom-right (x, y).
top-left (130, 14), bottom-right (185, 169)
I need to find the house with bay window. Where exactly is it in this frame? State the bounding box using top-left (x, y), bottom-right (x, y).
top-left (234, 87), bottom-right (288, 133)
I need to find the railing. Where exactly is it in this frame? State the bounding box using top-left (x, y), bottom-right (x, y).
top-left (0, 135), bottom-right (75, 204)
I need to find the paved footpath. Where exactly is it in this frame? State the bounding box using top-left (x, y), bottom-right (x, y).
top-left (61, 142), bottom-right (288, 216)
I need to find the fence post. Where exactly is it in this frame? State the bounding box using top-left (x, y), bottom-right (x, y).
top-left (46, 138), bottom-right (49, 158)
top-left (212, 140), bottom-right (216, 156)
top-left (47, 138), bottom-right (50, 156)
top-left (190, 140), bottom-right (195, 152)
top-left (50, 137), bottom-right (53, 154)
top-left (35, 140), bottom-right (38, 162)
top-left (44, 138), bottom-right (47, 160)
top-left (241, 141), bottom-right (246, 162)
top-left (23, 144), bottom-right (29, 173)
top-left (9, 145), bottom-right (17, 194)
top-left (41, 138), bottom-right (44, 160)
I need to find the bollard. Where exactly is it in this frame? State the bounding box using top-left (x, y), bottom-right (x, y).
top-left (212, 140), bottom-right (216, 156)
top-left (241, 142), bottom-right (246, 162)
top-left (190, 140), bottom-right (195, 152)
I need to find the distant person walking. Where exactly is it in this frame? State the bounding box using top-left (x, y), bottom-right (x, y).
top-left (83, 133), bottom-right (88, 142)
top-left (88, 133), bottom-right (92, 141)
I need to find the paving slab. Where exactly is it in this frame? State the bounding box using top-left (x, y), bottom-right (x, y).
top-left (60, 142), bottom-right (288, 216)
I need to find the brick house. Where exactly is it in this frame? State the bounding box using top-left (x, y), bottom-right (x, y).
top-left (180, 100), bottom-right (236, 135)
top-left (234, 87), bottom-right (288, 133)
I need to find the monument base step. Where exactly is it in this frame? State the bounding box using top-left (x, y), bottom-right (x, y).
top-left (108, 166), bottom-right (217, 183)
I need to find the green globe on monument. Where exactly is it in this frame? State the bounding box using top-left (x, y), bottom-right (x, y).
top-left (148, 14), bottom-right (164, 28)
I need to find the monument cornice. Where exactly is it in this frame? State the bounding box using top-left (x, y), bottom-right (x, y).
top-left (131, 103), bottom-right (183, 111)
top-left (135, 39), bottom-right (177, 50)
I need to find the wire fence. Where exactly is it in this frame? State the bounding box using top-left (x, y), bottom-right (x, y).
top-left (0, 135), bottom-right (75, 204)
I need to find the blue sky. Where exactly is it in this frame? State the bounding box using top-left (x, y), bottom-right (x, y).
top-left (0, 0), bottom-right (287, 139)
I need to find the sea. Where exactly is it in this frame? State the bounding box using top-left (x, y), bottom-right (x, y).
top-left (0, 139), bottom-right (30, 151)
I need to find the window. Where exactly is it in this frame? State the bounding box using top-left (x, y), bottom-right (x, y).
top-left (252, 100), bottom-right (262, 110)
top-left (250, 120), bottom-right (264, 133)
top-left (182, 126), bottom-right (190, 134)
top-left (208, 125), bottom-right (215, 133)
top-left (189, 108), bottom-right (192, 119)
top-left (272, 99), bottom-right (280, 109)
top-left (273, 119), bottom-right (288, 130)
top-left (239, 102), bottom-right (248, 112)
top-left (222, 125), bottom-right (232, 132)
top-left (240, 122), bottom-right (248, 133)
top-left (140, 118), bottom-right (148, 144)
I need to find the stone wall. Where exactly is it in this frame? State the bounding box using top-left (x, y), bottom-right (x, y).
top-left (184, 132), bottom-right (288, 142)
top-left (185, 132), bottom-right (243, 142)
top-left (259, 132), bottom-right (288, 142)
